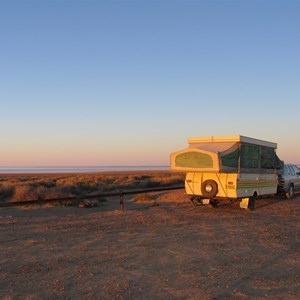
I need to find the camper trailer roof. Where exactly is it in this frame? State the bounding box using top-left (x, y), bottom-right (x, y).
top-left (188, 135), bottom-right (277, 149)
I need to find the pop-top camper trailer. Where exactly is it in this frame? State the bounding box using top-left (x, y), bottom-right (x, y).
top-left (170, 135), bottom-right (283, 209)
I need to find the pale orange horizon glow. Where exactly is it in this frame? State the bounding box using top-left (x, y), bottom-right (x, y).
top-left (1, 140), bottom-right (299, 167)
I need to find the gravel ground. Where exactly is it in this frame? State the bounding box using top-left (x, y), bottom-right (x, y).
top-left (0, 190), bottom-right (299, 299)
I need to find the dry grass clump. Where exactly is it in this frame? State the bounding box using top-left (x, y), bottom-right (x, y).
top-left (0, 171), bottom-right (184, 203)
top-left (134, 193), bottom-right (153, 203)
top-left (12, 185), bottom-right (68, 201)
top-left (134, 193), bottom-right (160, 207)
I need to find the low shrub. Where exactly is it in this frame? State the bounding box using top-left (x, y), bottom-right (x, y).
top-left (12, 185), bottom-right (36, 201)
top-left (1, 171), bottom-right (185, 202)
top-left (134, 193), bottom-right (152, 202)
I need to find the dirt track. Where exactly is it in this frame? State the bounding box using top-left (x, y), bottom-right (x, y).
top-left (1, 191), bottom-right (299, 299)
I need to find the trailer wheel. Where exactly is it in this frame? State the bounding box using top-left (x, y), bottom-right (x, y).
top-left (201, 180), bottom-right (218, 198)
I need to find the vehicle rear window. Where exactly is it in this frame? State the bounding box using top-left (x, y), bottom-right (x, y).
top-left (288, 166), bottom-right (295, 176)
top-left (292, 165), bottom-right (300, 174)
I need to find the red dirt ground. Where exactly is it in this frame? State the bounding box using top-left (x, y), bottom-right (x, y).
top-left (0, 190), bottom-right (299, 299)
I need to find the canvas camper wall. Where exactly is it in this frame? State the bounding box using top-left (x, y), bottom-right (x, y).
top-left (170, 135), bottom-right (283, 173)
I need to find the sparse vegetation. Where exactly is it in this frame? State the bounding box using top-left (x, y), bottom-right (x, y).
top-left (0, 171), bottom-right (184, 203)
top-left (134, 193), bottom-right (153, 202)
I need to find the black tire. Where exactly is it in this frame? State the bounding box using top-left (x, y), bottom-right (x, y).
top-left (201, 180), bottom-right (218, 198)
top-left (285, 184), bottom-right (294, 199)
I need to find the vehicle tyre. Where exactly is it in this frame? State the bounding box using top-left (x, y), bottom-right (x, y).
top-left (201, 180), bottom-right (218, 198)
top-left (285, 184), bottom-right (294, 199)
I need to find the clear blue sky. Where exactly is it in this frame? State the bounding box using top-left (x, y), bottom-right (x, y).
top-left (0, 0), bottom-right (299, 166)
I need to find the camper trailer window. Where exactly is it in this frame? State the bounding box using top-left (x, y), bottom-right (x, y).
top-left (240, 144), bottom-right (260, 168)
top-left (260, 146), bottom-right (281, 169)
top-left (221, 148), bottom-right (239, 168)
top-left (175, 151), bottom-right (213, 168)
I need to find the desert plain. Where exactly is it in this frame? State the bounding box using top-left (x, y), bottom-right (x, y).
top-left (0, 171), bottom-right (299, 299)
